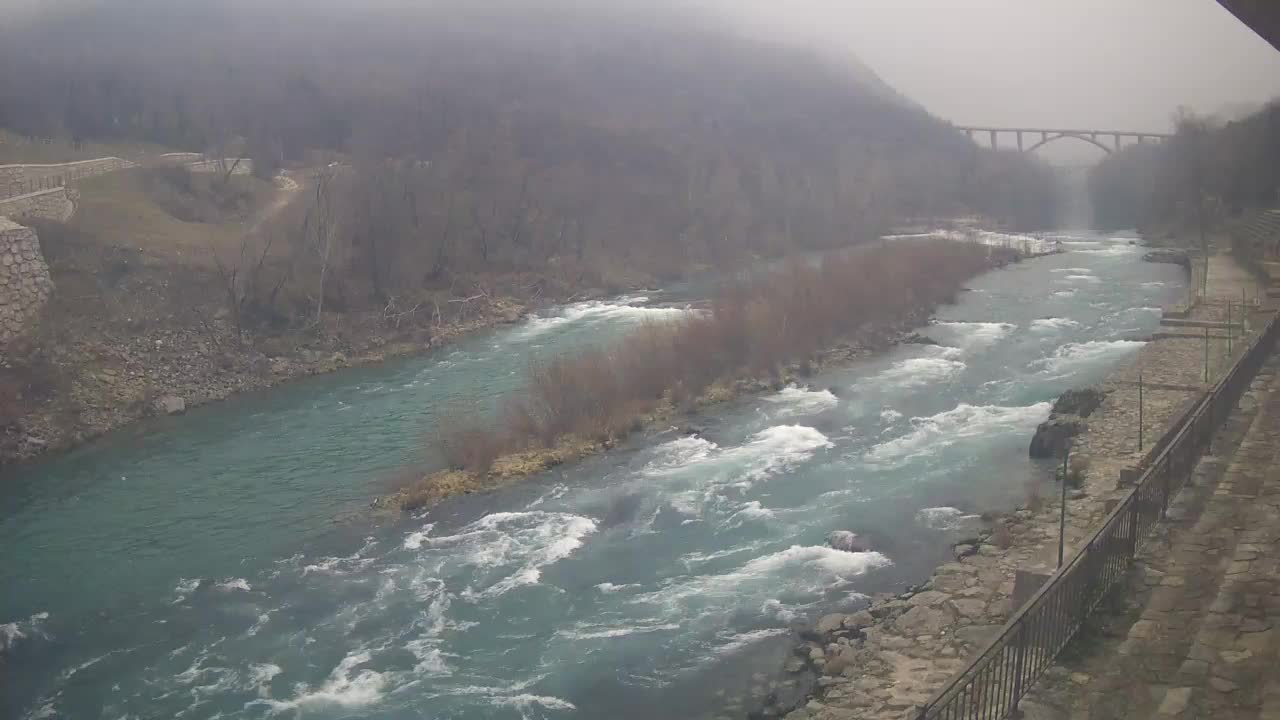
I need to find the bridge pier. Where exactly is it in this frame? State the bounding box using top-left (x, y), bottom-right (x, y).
top-left (989, 129), bottom-right (998, 150)
top-left (1114, 133), bottom-right (1123, 152)
top-left (1017, 131), bottom-right (1024, 151)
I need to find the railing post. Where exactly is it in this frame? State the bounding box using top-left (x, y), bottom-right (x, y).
top-left (1128, 497), bottom-right (1140, 559)
top-left (1011, 622), bottom-right (1028, 712)
top-left (1206, 393), bottom-right (1214, 456)
top-left (1204, 327), bottom-right (1210, 383)
top-left (1161, 458), bottom-right (1171, 519)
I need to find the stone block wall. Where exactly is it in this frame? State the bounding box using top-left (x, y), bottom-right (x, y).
top-left (0, 157), bottom-right (131, 198)
top-left (0, 218), bottom-right (53, 344)
top-left (157, 152), bottom-right (204, 165)
top-left (184, 158), bottom-right (254, 176)
top-left (0, 187), bottom-right (74, 222)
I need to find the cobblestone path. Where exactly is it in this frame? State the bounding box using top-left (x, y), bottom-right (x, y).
top-left (1022, 352), bottom-right (1280, 720)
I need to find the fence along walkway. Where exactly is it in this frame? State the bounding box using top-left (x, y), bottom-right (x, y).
top-left (0, 157), bottom-right (133, 201)
top-left (914, 310), bottom-right (1280, 720)
top-left (1015, 354), bottom-right (1280, 720)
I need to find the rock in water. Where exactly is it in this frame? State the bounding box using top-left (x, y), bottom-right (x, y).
top-left (1049, 387), bottom-right (1107, 418)
top-left (154, 395), bottom-right (186, 415)
top-left (1029, 416), bottom-right (1084, 458)
top-left (1029, 386), bottom-right (1105, 458)
top-left (1142, 248), bottom-right (1191, 269)
top-left (827, 531), bottom-right (872, 553)
top-left (901, 332), bottom-right (940, 346)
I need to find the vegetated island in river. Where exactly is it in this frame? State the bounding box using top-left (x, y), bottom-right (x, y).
top-left (384, 237), bottom-right (1030, 510)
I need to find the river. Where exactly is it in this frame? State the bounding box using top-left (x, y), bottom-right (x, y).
top-left (0, 232), bottom-right (1185, 720)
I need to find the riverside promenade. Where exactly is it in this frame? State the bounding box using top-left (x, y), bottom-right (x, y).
top-left (1015, 255), bottom-right (1280, 719)
top-left (780, 249), bottom-right (1275, 720)
top-left (1019, 352), bottom-right (1280, 720)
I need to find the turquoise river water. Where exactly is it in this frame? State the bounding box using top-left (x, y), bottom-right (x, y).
top-left (0, 232), bottom-right (1185, 719)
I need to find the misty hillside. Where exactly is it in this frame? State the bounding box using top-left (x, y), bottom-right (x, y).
top-left (0, 0), bottom-right (1055, 279)
top-left (1090, 102), bottom-right (1280, 232)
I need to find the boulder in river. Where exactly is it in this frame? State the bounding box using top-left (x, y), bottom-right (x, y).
top-left (154, 395), bottom-right (186, 416)
top-left (1049, 387), bottom-right (1107, 418)
top-left (1029, 416), bottom-right (1084, 458)
top-left (900, 332), bottom-right (940, 346)
top-left (827, 530), bottom-right (872, 553)
top-left (1142, 248), bottom-right (1191, 269)
top-left (1029, 386), bottom-right (1107, 458)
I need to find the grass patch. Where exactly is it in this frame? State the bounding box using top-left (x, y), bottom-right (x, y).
top-left (67, 170), bottom-right (258, 267)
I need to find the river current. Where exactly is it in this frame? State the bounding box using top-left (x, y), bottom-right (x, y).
top-left (0, 232), bottom-right (1185, 719)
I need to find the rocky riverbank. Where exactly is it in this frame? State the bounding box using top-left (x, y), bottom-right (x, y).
top-left (0, 296), bottom-right (529, 468)
top-left (758, 253), bottom-right (1267, 720)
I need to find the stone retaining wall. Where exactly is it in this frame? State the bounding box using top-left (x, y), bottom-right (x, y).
top-left (183, 158), bottom-right (254, 176)
top-left (0, 187), bottom-right (75, 222)
top-left (0, 218), bottom-right (52, 344)
top-left (0, 157), bottom-right (131, 198)
top-left (156, 152), bottom-right (204, 164)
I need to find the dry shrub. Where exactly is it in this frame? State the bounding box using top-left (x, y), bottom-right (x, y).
top-left (434, 238), bottom-right (1007, 473)
top-left (438, 410), bottom-right (504, 475)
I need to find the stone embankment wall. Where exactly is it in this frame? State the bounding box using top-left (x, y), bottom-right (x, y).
top-left (183, 158), bottom-right (254, 176)
top-left (0, 218), bottom-right (52, 343)
top-left (0, 157), bottom-right (132, 198)
top-left (0, 187), bottom-right (75, 222)
top-left (156, 152), bottom-right (204, 164)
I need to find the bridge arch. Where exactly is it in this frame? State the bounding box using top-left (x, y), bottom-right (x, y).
top-left (955, 126), bottom-right (1171, 155)
top-left (1025, 132), bottom-right (1114, 155)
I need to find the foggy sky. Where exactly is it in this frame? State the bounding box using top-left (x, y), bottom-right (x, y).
top-left (6, 0), bottom-right (1280, 160)
top-left (722, 0), bottom-right (1280, 133)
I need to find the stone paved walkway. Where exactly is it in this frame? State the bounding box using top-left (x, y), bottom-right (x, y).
top-left (775, 252), bottom-right (1275, 720)
top-left (1021, 353), bottom-right (1280, 720)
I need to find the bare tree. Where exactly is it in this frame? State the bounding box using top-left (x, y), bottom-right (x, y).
top-left (205, 227), bottom-right (277, 343)
top-left (300, 169), bottom-right (339, 327)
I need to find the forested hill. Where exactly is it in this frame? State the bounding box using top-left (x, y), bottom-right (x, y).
top-left (1090, 103), bottom-right (1280, 233)
top-left (0, 0), bottom-right (1056, 272)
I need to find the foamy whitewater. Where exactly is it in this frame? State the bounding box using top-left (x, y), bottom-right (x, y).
top-left (2, 232), bottom-right (1187, 720)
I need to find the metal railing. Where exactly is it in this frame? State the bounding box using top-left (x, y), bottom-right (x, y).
top-left (916, 309), bottom-right (1280, 720)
